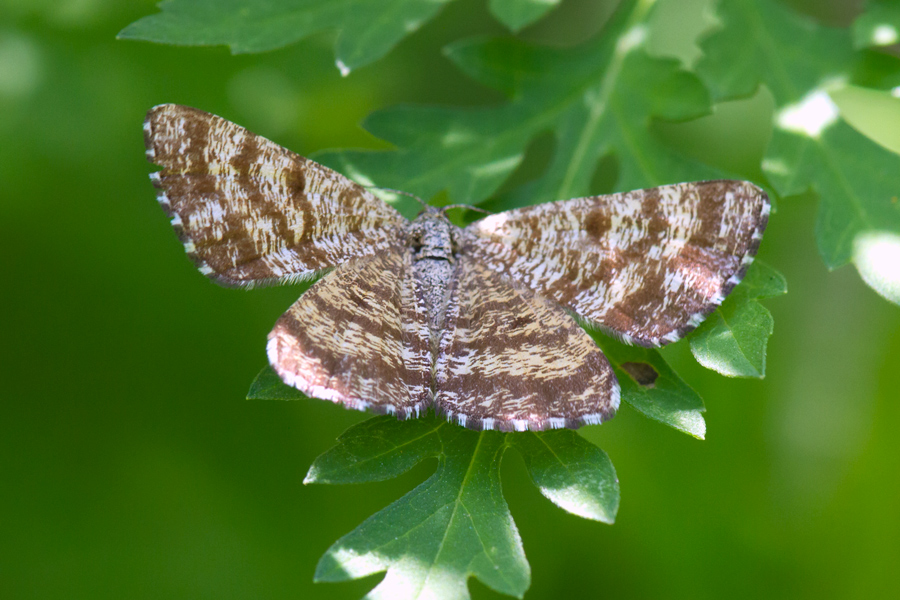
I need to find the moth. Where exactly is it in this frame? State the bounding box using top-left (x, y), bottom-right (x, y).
top-left (144, 104), bottom-right (769, 432)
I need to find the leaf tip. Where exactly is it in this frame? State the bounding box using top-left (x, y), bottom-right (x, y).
top-left (592, 511), bottom-right (617, 526)
top-left (335, 59), bottom-right (351, 77)
top-left (853, 230), bottom-right (900, 305)
top-left (115, 24), bottom-right (139, 41)
top-left (679, 411), bottom-right (707, 440)
top-left (303, 466), bottom-right (319, 485)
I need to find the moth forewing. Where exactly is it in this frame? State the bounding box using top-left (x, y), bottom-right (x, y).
top-left (144, 104), bottom-right (406, 288)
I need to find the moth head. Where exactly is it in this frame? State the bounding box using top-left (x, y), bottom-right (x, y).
top-left (409, 209), bottom-right (457, 259)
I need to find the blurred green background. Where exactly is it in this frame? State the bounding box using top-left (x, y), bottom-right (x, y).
top-left (2, 0), bottom-right (899, 598)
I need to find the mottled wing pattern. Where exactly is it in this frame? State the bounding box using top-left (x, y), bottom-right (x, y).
top-left (267, 247), bottom-right (432, 417)
top-left (145, 104), bottom-right (406, 287)
top-left (463, 180), bottom-right (769, 346)
top-left (434, 255), bottom-right (619, 431)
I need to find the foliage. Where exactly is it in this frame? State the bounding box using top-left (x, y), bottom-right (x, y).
top-left (853, 0), bottom-right (900, 50)
top-left (251, 373), bottom-right (618, 599)
top-left (696, 0), bottom-right (900, 305)
top-left (689, 261), bottom-right (787, 379)
top-left (249, 334), bottom-right (698, 599)
top-left (320, 0), bottom-right (720, 206)
top-left (121, 0), bottom-right (900, 597)
top-left (308, 416), bottom-right (615, 600)
top-left (590, 337), bottom-right (707, 439)
top-left (118, 0), bottom-right (560, 73)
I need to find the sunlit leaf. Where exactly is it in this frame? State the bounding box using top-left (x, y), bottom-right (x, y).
top-left (853, 0), bottom-right (900, 49)
top-left (697, 0), bottom-right (900, 306)
top-left (508, 430), bottom-right (619, 523)
top-left (768, 120), bottom-right (900, 275)
top-left (306, 416), bottom-right (619, 600)
top-left (689, 261), bottom-right (787, 378)
top-left (591, 335), bottom-right (706, 439)
top-left (853, 229), bottom-right (900, 304)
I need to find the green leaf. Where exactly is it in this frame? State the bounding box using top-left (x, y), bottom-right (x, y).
top-left (697, 0), bottom-right (852, 104)
top-left (697, 0), bottom-right (900, 306)
top-left (488, 0), bottom-right (561, 32)
top-left (507, 430), bottom-right (618, 523)
top-left (852, 229), bottom-right (900, 305)
top-left (247, 365), bottom-right (307, 400)
top-left (118, 0), bottom-right (452, 73)
top-left (320, 0), bottom-right (725, 208)
top-left (590, 334), bottom-right (706, 439)
top-left (853, 0), bottom-right (900, 49)
top-left (307, 416), bottom-right (620, 599)
top-left (305, 416), bottom-right (444, 485)
top-left (689, 261), bottom-right (787, 378)
top-left (767, 119), bottom-right (900, 272)
top-left (118, 0), bottom-right (564, 73)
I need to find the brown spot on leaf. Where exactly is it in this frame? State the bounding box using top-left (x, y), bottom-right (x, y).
top-left (620, 362), bottom-right (658, 387)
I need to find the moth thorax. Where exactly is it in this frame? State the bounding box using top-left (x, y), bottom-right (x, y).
top-left (409, 211), bottom-right (455, 261)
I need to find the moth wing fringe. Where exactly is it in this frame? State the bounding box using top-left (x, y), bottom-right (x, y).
top-left (435, 405), bottom-right (617, 432)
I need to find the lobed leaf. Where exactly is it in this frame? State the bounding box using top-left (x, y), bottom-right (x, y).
top-left (306, 416), bottom-right (620, 600)
top-left (318, 0), bottom-right (724, 208)
top-left (689, 261), bottom-right (787, 378)
top-left (118, 0), bottom-right (451, 73)
top-left (697, 0), bottom-right (852, 104)
top-left (118, 0), bottom-right (565, 73)
top-left (768, 120), bottom-right (900, 275)
top-left (697, 0), bottom-right (900, 305)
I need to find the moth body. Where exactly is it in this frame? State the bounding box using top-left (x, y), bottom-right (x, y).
top-left (408, 208), bottom-right (460, 352)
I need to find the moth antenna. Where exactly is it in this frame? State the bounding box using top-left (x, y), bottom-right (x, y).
top-left (439, 204), bottom-right (494, 216)
top-left (363, 185), bottom-right (429, 209)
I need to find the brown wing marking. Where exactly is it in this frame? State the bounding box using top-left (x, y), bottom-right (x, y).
top-left (267, 247), bottom-right (431, 417)
top-left (145, 104), bottom-right (406, 288)
top-left (434, 255), bottom-right (619, 431)
top-left (462, 180), bottom-right (769, 347)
